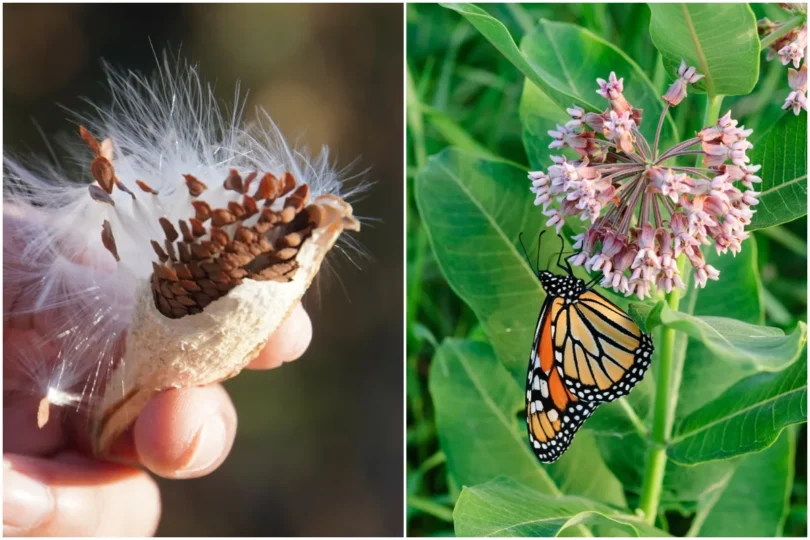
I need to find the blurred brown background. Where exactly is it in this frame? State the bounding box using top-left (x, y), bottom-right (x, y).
top-left (3, 3), bottom-right (403, 536)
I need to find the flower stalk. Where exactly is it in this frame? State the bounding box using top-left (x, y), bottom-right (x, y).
top-left (760, 13), bottom-right (806, 49)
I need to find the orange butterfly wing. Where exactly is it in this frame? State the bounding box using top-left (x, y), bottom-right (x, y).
top-left (525, 297), bottom-right (596, 463)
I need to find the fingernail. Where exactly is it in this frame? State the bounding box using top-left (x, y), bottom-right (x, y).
top-left (3, 467), bottom-right (53, 532)
top-left (178, 415), bottom-right (227, 477)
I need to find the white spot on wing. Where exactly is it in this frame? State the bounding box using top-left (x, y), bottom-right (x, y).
top-left (539, 379), bottom-right (549, 398)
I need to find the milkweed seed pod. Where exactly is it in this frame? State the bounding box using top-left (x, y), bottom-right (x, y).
top-left (4, 57), bottom-right (361, 455)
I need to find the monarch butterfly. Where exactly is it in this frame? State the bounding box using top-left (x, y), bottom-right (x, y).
top-left (522, 232), bottom-right (654, 463)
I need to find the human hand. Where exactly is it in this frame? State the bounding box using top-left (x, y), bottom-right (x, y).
top-left (4, 209), bottom-right (313, 536)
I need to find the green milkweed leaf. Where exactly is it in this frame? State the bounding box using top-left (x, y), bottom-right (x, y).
top-left (453, 477), bottom-right (670, 537)
top-left (430, 339), bottom-right (626, 508)
top-left (691, 429), bottom-right (795, 536)
top-left (648, 3), bottom-right (760, 96)
top-left (430, 338), bottom-right (558, 494)
top-left (636, 300), bottom-right (806, 373)
top-left (747, 112), bottom-right (808, 230)
top-left (415, 148), bottom-right (554, 383)
top-left (668, 355), bottom-right (807, 464)
top-left (520, 18), bottom-right (677, 147)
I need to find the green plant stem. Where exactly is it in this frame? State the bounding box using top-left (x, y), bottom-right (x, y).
top-left (407, 67), bottom-right (427, 169)
top-left (637, 279), bottom-right (683, 524)
top-left (760, 14), bottom-right (806, 50)
top-left (407, 495), bottom-right (455, 522)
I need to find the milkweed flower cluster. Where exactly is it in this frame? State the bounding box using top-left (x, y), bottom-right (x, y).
top-left (759, 3), bottom-right (808, 115)
top-left (529, 61), bottom-right (761, 299)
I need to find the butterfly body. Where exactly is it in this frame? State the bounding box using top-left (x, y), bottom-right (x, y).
top-left (525, 268), bottom-right (653, 463)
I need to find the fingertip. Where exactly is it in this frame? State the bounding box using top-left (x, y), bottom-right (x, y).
top-left (248, 302), bottom-right (312, 370)
top-left (133, 385), bottom-right (236, 479)
top-left (3, 452), bottom-right (161, 537)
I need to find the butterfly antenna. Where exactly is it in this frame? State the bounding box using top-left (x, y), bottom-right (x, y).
top-left (585, 273), bottom-right (602, 290)
top-left (555, 234), bottom-right (573, 275)
top-left (518, 233), bottom-right (535, 274)
top-left (536, 230), bottom-right (545, 273)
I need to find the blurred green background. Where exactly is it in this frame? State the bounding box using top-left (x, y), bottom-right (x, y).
top-left (4, 3), bottom-right (403, 536)
top-left (406, 3), bottom-right (806, 536)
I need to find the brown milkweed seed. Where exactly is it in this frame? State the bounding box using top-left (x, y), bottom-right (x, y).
top-left (224, 169), bottom-right (244, 193)
top-left (280, 172), bottom-right (296, 196)
top-left (234, 227), bottom-right (255, 244)
top-left (159, 218), bottom-right (179, 242)
top-left (282, 232), bottom-right (303, 248)
top-left (243, 195), bottom-right (259, 218)
top-left (184, 174), bottom-right (208, 197)
top-left (243, 171), bottom-right (258, 193)
top-left (176, 264), bottom-right (193, 280)
top-left (101, 220), bottom-right (120, 262)
top-left (164, 239), bottom-right (177, 262)
top-left (162, 265), bottom-right (179, 281)
top-left (191, 200), bottom-right (212, 222)
top-left (180, 280), bottom-right (201, 292)
top-left (151, 240), bottom-right (169, 262)
top-left (79, 126), bottom-right (101, 157)
top-left (175, 295), bottom-right (196, 307)
top-left (178, 220), bottom-right (193, 243)
top-left (189, 218), bottom-right (206, 237)
top-left (136, 180), bottom-right (158, 194)
top-left (211, 209), bottom-right (236, 227)
top-left (277, 247), bottom-right (298, 261)
top-left (177, 242), bottom-right (191, 263)
top-left (91, 157), bottom-right (116, 194)
top-left (281, 206), bottom-right (296, 223)
top-left (255, 172), bottom-right (278, 201)
top-left (227, 201), bottom-right (246, 220)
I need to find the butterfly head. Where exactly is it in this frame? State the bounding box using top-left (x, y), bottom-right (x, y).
top-left (537, 270), bottom-right (586, 300)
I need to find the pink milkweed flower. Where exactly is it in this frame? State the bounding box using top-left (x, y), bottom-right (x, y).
top-left (784, 64), bottom-right (808, 115)
top-left (587, 230), bottom-right (625, 276)
top-left (528, 69), bottom-right (761, 297)
top-left (548, 124), bottom-right (580, 150)
top-left (543, 207), bottom-right (565, 234)
top-left (691, 257), bottom-right (721, 289)
top-left (655, 228), bottom-right (684, 293)
top-left (631, 224), bottom-right (661, 277)
top-left (565, 106), bottom-right (586, 129)
top-left (603, 110), bottom-right (636, 154)
top-left (789, 63), bottom-right (808, 91)
top-left (597, 71), bottom-right (633, 115)
top-left (596, 71), bottom-right (624, 99)
top-left (663, 60), bottom-right (705, 106)
top-left (778, 26), bottom-right (807, 68)
top-left (649, 168), bottom-right (693, 203)
top-left (569, 228), bottom-right (601, 267)
top-left (529, 171), bottom-right (552, 207)
top-left (762, 14), bottom-right (808, 112)
top-left (601, 243), bottom-right (636, 295)
top-left (670, 212), bottom-right (701, 257)
top-left (783, 90), bottom-right (807, 115)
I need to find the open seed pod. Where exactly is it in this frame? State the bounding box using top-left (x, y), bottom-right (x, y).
top-left (75, 127), bottom-right (360, 455)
